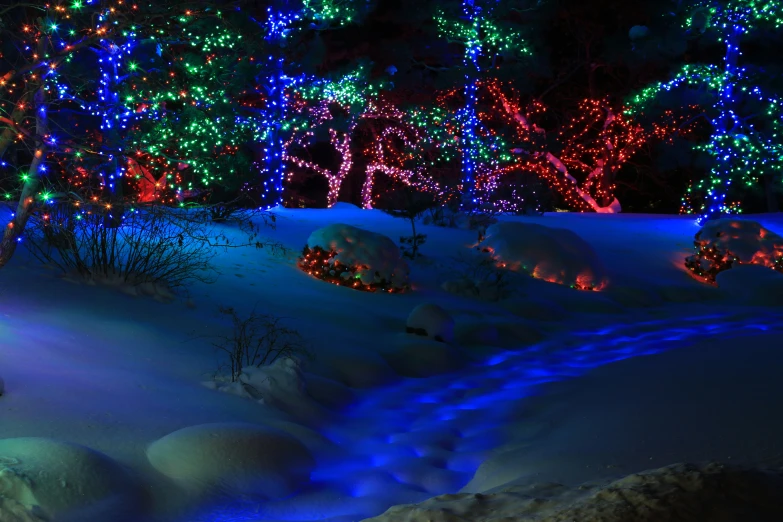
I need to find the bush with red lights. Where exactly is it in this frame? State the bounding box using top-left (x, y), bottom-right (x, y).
top-left (685, 219), bottom-right (783, 282)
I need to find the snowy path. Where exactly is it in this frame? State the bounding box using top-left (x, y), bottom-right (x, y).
top-left (185, 311), bottom-right (783, 522)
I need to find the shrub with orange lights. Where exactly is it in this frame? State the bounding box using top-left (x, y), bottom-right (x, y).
top-left (685, 219), bottom-right (783, 282)
top-left (478, 222), bottom-right (608, 291)
top-left (298, 224), bottom-right (410, 293)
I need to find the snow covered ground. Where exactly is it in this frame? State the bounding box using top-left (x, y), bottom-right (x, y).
top-left (1, 204), bottom-right (782, 522)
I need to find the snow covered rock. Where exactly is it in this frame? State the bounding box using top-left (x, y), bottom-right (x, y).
top-left (146, 422), bottom-right (315, 499)
top-left (716, 264), bottom-right (783, 306)
top-left (0, 437), bottom-right (142, 522)
top-left (300, 223), bottom-right (410, 292)
top-left (363, 462), bottom-right (783, 522)
top-left (480, 222), bottom-right (608, 291)
top-left (406, 303), bottom-right (454, 343)
top-left (685, 218), bottom-right (783, 282)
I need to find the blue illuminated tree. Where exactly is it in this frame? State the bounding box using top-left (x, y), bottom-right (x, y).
top-left (434, 0), bottom-right (534, 209)
top-left (628, 0), bottom-right (783, 223)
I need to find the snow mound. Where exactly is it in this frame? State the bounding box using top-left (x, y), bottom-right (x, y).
top-left (301, 223), bottom-right (410, 291)
top-left (406, 303), bottom-right (455, 343)
top-left (363, 462), bottom-right (783, 522)
top-left (146, 422), bottom-right (315, 499)
top-left (0, 437), bottom-right (142, 522)
top-left (204, 358), bottom-right (333, 424)
top-left (685, 218), bottom-right (783, 282)
top-left (716, 264), bottom-right (783, 306)
top-left (480, 222), bottom-right (608, 291)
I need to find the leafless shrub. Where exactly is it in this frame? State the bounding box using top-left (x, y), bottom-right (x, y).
top-left (24, 196), bottom-right (217, 289)
top-left (211, 305), bottom-right (310, 382)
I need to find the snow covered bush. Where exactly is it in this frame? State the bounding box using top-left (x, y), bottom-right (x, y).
top-left (715, 265), bottom-right (783, 306)
top-left (684, 219), bottom-right (783, 282)
top-left (298, 224), bottom-right (410, 292)
top-left (479, 222), bottom-right (608, 291)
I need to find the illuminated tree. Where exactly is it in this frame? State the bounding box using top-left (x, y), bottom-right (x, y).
top-left (284, 65), bottom-right (385, 207)
top-left (434, 0), bottom-right (535, 209)
top-left (125, 13), bottom-right (268, 208)
top-left (121, 0), bottom-right (372, 211)
top-left (412, 78), bottom-right (696, 213)
top-left (0, 1), bottom-right (164, 265)
top-left (627, 0), bottom-right (783, 223)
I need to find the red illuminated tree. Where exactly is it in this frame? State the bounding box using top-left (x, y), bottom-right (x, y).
top-left (481, 81), bottom-right (696, 212)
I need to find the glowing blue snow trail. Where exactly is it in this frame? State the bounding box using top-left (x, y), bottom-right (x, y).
top-left (188, 313), bottom-right (783, 522)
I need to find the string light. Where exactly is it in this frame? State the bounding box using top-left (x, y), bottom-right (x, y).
top-left (297, 246), bottom-right (407, 293)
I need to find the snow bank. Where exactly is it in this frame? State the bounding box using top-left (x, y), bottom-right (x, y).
top-left (0, 437), bottom-right (142, 522)
top-left (480, 222), bottom-right (608, 291)
top-left (363, 462), bottom-right (783, 522)
top-left (685, 218), bottom-right (783, 282)
top-left (301, 223), bottom-right (410, 291)
top-left (146, 422), bottom-right (315, 499)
